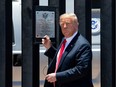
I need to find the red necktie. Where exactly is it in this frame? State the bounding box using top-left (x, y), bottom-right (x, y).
top-left (55, 39), bottom-right (67, 72)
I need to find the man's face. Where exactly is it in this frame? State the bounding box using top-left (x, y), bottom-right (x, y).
top-left (60, 18), bottom-right (77, 38)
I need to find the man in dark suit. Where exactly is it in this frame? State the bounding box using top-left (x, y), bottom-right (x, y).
top-left (42, 13), bottom-right (93, 87)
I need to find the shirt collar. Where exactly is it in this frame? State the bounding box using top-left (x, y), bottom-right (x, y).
top-left (65, 31), bottom-right (78, 45)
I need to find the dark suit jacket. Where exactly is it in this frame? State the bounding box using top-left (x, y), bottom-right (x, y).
top-left (44, 32), bottom-right (93, 87)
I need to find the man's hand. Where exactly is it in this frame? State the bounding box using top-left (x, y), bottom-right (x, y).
top-left (42, 35), bottom-right (52, 49)
top-left (45, 73), bottom-right (57, 83)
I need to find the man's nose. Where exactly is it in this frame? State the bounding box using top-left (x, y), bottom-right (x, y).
top-left (63, 23), bottom-right (67, 28)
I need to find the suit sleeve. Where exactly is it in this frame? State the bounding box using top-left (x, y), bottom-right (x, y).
top-left (56, 44), bottom-right (92, 84)
top-left (44, 45), bottom-right (57, 59)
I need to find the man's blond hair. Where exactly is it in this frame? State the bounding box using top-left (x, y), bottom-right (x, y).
top-left (60, 13), bottom-right (79, 25)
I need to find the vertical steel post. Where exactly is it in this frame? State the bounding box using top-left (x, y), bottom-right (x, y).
top-left (115, 0), bottom-right (116, 86)
top-left (74, 0), bottom-right (91, 43)
top-left (22, 0), bottom-right (39, 87)
top-left (0, 0), bottom-right (12, 87)
top-left (101, 0), bottom-right (115, 87)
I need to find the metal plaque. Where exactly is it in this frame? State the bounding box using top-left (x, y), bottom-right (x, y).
top-left (35, 11), bottom-right (55, 38)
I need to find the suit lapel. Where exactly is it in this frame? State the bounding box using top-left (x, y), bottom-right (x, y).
top-left (57, 32), bottom-right (80, 70)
